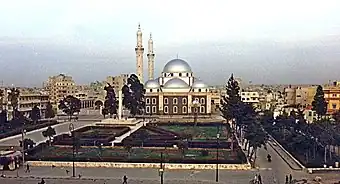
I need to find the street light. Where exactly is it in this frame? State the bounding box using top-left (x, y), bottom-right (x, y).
top-left (216, 133), bottom-right (220, 183)
top-left (159, 152), bottom-right (164, 184)
top-left (68, 123), bottom-right (75, 177)
top-left (21, 129), bottom-right (26, 166)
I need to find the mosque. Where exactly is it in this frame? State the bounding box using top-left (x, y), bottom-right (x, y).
top-left (135, 24), bottom-right (212, 116)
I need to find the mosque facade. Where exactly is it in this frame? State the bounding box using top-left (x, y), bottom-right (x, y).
top-left (135, 24), bottom-right (212, 116)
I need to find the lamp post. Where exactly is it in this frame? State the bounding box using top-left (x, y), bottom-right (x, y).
top-left (68, 123), bottom-right (75, 177)
top-left (159, 152), bottom-right (164, 184)
top-left (21, 128), bottom-right (26, 166)
top-left (216, 133), bottom-right (220, 183)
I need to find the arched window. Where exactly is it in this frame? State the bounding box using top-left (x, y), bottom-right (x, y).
top-left (173, 106), bottom-right (178, 113)
top-left (200, 106), bottom-right (205, 113)
top-left (179, 73), bottom-right (182, 77)
top-left (173, 98), bottom-right (178, 104)
top-left (200, 98), bottom-right (205, 104)
top-left (164, 106), bottom-right (169, 113)
top-left (182, 98), bottom-right (187, 104)
top-left (182, 106), bottom-right (187, 113)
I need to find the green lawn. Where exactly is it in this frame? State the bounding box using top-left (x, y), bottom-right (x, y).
top-left (160, 125), bottom-right (229, 139)
top-left (35, 146), bottom-right (237, 161)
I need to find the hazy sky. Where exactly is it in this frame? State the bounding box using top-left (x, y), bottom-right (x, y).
top-left (0, 0), bottom-right (340, 87)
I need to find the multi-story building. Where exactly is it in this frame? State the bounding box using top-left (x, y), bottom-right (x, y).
top-left (44, 74), bottom-right (76, 105)
top-left (241, 91), bottom-right (260, 107)
top-left (1, 88), bottom-right (50, 119)
top-left (283, 85), bottom-right (317, 108)
top-left (324, 81), bottom-right (340, 115)
top-left (106, 74), bottom-right (129, 92)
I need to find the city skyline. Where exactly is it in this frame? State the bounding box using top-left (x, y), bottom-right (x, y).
top-left (1, 0), bottom-right (340, 86)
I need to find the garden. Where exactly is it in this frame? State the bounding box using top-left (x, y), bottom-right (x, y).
top-left (27, 122), bottom-right (247, 164)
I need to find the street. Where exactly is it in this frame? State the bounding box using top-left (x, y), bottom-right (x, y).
top-left (0, 120), bottom-right (98, 146)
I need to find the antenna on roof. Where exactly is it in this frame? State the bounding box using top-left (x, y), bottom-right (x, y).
top-left (176, 54), bottom-right (179, 59)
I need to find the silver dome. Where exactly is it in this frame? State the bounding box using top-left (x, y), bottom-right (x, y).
top-left (144, 79), bottom-right (160, 89)
top-left (192, 78), bottom-right (208, 88)
top-left (162, 59), bottom-right (192, 73)
top-left (163, 78), bottom-right (189, 89)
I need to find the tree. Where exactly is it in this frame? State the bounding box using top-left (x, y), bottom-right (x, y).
top-left (0, 89), bottom-right (4, 111)
top-left (8, 88), bottom-right (20, 119)
top-left (30, 105), bottom-right (41, 124)
top-left (45, 102), bottom-right (55, 118)
top-left (103, 84), bottom-right (117, 118)
top-left (312, 85), bottom-right (327, 119)
top-left (58, 95), bottom-right (81, 120)
top-left (19, 138), bottom-right (36, 150)
top-left (219, 74), bottom-right (242, 129)
top-left (122, 74), bottom-right (146, 116)
top-left (42, 126), bottom-right (56, 146)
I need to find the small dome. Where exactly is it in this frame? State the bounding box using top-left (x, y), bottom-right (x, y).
top-left (162, 59), bottom-right (192, 73)
top-left (145, 79), bottom-right (160, 89)
top-left (163, 78), bottom-right (189, 89)
top-left (192, 78), bottom-right (208, 88)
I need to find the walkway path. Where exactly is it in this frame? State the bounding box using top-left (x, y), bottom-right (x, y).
top-left (111, 121), bottom-right (148, 145)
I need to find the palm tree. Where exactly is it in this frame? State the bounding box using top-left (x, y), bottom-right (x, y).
top-left (42, 126), bottom-right (56, 146)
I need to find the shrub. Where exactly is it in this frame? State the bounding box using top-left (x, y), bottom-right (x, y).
top-left (201, 150), bottom-right (209, 156)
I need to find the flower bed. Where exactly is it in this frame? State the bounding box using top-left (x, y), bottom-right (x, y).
top-left (28, 146), bottom-right (247, 164)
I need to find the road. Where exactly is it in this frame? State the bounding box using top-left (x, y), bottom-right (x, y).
top-left (254, 138), bottom-right (310, 184)
top-left (0, 120), bottom-right (97, 146)
top-left (1, 167), bottom-right (255, 184)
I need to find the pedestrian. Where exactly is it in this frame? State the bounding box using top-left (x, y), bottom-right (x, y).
top-left (66, 170), bottom-right (70, 175)
top-left (258, 174), bottom-right (262, 184)
top-left (285, 175), bottom-right (289, 184)
top-left (25, 164), bottom-right (30, 173)
top-left (254, 174), bottom-right (258, 184)
top-left (289, 174), bottom-right (292, 183)
top-left (122, 175), bottom-right (128, 184)
top-left (78, 174), bottom-right (82, 179)
top-left (40, 178), bottom-right (45, 184)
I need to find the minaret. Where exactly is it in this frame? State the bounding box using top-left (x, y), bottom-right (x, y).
top-left (135, 23), bottom-right (144, 82)
top-left (147, 33), bottom-right (155, 80)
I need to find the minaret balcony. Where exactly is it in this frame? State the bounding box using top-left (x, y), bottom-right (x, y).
top-left (147, 53), bottom-right (155, 57)
top-left (135, 47), bottom-right (144, 51)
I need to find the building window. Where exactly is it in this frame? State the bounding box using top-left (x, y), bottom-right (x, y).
top-left (164, 98), bottom-right (168, 104)
top-left (200, 106), bottom-right (205, 113)
top-left (173, 106), bottom-right (178, 113)
top-left (152, 106), bottom-right (157, 113)
top-left (198, 89), bottom-right (201, 92)
top-left (332, 104), bottom-right (337, 109)
top-left (146, 98), bottom-right (150, 105)
top-left (146, 106), bottom-right (150, 113)
top-left (150, 89), bottom-right (153, 92)
top-left (182, 98), bottom-right (187, 104)
top-left (152, 98), bottom-right (157, 104)
top-left (200, 98), bottom-right (205, 104)
top-left (164, 106), bottom-right (168, 113)
top-left (171, 73), bottom-right (174, 77)
top-left (194, 107), bottom-right (198, 113)
top-left (186, 73), bottom-right (189, 77)
top-left (173, 98), bottom-right (178, 104)
top-left (179, 73), bottom-right (182, 77)
top-left (333, 94), bottom-right (337, 97)
top-left (195, 98), bottom-right (199, 102)
top-left (182, 106), bottom-right (187, 113)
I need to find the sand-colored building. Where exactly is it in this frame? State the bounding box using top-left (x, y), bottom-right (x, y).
top-left (44, 74), bottom-right (76, 105)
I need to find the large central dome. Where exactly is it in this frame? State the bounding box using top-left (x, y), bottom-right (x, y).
top-left (162, 59), bottom-right (192, 73)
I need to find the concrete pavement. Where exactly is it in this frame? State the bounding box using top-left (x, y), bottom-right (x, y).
top-left (1, 166), bottom-right (255, 184)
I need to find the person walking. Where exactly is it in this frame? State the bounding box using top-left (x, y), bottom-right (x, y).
top-left (122, 175), bottom-right (128, 184)
top-left (258, 174), bottom-right (262, 184)
top-left (25, 164), bottom-right (30, 173)
top-left (253, 174), bottom-right (258, 184)
top-left (40, 178), bottom-right (45, 184)
top-left (285, 175), bottom-right (289, 184)
top-left (289, 174), bottom-right (292, 183)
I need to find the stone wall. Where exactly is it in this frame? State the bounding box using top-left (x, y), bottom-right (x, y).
top-left (28, 161), bottom-right (251, 170)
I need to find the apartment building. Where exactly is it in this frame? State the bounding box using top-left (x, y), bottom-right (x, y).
top-left (324, 81), bottom-right (340, 115)
top-left (44, 74), bottom-right (76, 105)
top-left (106, 74), bottom-right (129, 92)
top-left (241, 91), bottom-right (260, 107)
top-left (283, 85), bottom-right (317, 108)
